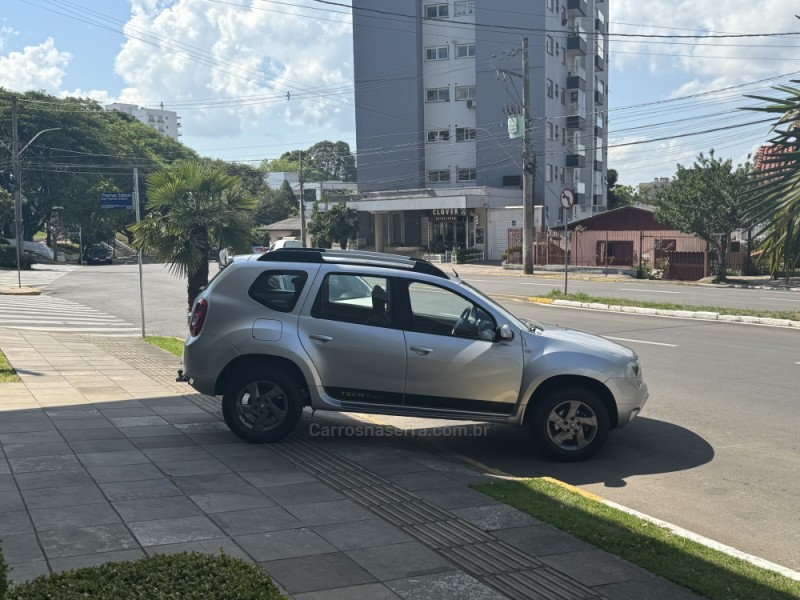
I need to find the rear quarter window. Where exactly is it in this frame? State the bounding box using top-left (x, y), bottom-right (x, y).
top-left (248, 270), bottom-right (308, 313)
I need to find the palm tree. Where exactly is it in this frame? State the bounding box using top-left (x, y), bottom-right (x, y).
top-left (130, 160), bottom-right (255, 309)
top-left (744, 86), bottom-right (800, 280)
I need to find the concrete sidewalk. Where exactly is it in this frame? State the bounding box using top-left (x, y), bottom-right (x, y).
top-left (0, 329), bottom-right (701, 599)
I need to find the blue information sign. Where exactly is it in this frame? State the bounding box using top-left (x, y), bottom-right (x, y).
top-left (100, 192), bottom-right (133, 209)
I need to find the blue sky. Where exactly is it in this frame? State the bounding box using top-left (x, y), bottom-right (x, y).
top-left (3, 0), bottom-right (800, 186)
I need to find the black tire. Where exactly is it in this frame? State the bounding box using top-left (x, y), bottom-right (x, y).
top-left (222, 368), bottom-right (303, 443)
top-left (530, 386), bottom-right (610, 462)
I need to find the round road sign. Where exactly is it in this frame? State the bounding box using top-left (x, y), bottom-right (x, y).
top-left (560, 188), bottom-right (574, 209)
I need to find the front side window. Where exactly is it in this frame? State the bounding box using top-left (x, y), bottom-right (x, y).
top-left (426, 87), bottom-right (450, 102)
top-left (454, 1), bottom-right (475, 16)
top-left (248, 270), bottom-right (308, 313)
top-left (455, 43), bottom-right (476, 58)
top-left (408, 282), bottom-right (496, 341)
top-left (425, 3), bottom-right (449, 19)
top-left (426, 46), bottom-right (449, 61)
top-left (312, 273), bottom-right (392, 327)
top-left (455, 85), bottom-right (476, 101)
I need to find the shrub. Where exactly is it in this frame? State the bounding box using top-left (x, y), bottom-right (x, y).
top-left (0, 542), bottom-right (9, 599)
top-left (0, 246), bottom-right (34, 270)
top-left (7, 552), bottom-right (284, 600)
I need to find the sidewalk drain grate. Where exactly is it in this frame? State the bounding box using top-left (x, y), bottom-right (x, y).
top-left (486, 568), bottom-right (601, 600)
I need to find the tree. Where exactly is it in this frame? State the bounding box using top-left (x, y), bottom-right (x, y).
top-left (259, 141), bottom-right (356, 182)
top-left (254, 180), bottom-right (297, 227)
top-left (654, 151), bottom-right (750, 283)
top-left (606, 169), bottom-right (640, 210)
top-left (129, 161), bottom-right (256, 309)
top-left (743, 85), bottom-right (800, 281)
top-left (307, 202), bottom-right (359, 249)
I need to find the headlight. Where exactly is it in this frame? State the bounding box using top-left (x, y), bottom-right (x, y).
top-left (629, 360), bottom-right (641, 379)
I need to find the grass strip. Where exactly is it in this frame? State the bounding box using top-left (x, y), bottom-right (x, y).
top-left (0, 349), bottom-right (20, 383)
top-left (144, 335), bottom-right (184, 357)
top-left (473, 478), bottom-right (800, 600)
top-left (545, 290), bottom-right (800, 321)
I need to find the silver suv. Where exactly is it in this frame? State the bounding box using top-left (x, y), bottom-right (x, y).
top-left (180, 249), bottom-right (648, 461)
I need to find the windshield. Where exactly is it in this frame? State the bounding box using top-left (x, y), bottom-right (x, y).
top-left (459, 280), bottom-right (542, 332)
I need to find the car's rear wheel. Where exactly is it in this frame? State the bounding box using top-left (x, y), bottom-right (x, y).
top-left (222, 368), bottom-right (302, 443)
top-left (531, 386), bottom-right (609, 461)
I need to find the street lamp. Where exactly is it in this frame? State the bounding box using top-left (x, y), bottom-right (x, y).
top-left (11, 97), bottom-right (61, 287)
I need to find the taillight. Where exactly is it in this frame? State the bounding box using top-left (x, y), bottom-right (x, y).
top-left (189, 299), bottom-right (208, 336)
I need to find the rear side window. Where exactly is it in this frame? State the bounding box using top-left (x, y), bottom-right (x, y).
top-left (248, 270), bottom-right (308, 313)
top-left (311, 273), bottom-right (393, 327)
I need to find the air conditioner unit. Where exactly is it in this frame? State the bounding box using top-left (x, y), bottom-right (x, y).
top-left (466, 99), bottom-right (476, 109)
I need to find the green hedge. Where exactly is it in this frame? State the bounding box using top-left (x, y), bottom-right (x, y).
top-left (0, 246), bottom-right (34, 270)
top-left (3, 551), bottom-right (284, 599)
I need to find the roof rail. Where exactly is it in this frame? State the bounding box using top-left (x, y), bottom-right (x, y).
top-left (258, 248), bottom-right (448, 278)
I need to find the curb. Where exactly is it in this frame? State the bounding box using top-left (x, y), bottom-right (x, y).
top-left (0, 286), bottom-right (41, 296)
top-left (532, 298), bottom-right (800, 328)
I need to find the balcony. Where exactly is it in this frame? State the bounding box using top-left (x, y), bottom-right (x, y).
top-left (595, 90), bottom-right (604, 105)
top-left (566, 67), bottom-right (586, 90)
top-left (595, 54), bottom-right (605, 71)
top-left (567, 115), bottom-right (586, 130)
top-left (567, 144), bottom-right (586, 168)
top-left (567, 0), bottom-right (588, 16)
top-left (567, 31), bottom-right (587, 55)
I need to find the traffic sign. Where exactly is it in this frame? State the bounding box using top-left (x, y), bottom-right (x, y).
top-left (559, 188), bottom-right (574, 209)
top-left (100, 192), bottom-right (133, 209)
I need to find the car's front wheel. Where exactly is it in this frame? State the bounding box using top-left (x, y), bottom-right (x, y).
top-left (531, 386), bottom-right (610, 461)
top-left (222, 368), bottom-right (302, 443)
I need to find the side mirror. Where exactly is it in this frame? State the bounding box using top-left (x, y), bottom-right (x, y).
top-left (496, 324), bottom-right (514, 341)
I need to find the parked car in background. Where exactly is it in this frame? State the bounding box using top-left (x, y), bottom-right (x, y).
top-left (267, 238), bottom-right (304, 252)
top-left (180, 249), bottom-right (649, 461)
top-left (83, 245), bottom-right (112, 265)
top-left (218, 247), bottom-right (234, 270)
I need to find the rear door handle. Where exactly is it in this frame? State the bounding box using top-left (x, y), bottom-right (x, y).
top-left (310, 334), bottom-right (333, 342)
top-left (410, 345), bottom-right (434, 355)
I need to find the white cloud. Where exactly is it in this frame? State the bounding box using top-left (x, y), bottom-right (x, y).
top-left (0, 38), bottom-right (71, 92)
top-left (114, 0), bottom-right (354, 140)
top-left (0, 24), bottom-right (16, 52)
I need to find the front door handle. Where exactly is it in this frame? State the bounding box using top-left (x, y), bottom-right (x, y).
top-left (310, 334), bottom-right (333, 342)
top-left (410, 345), bottom-right (434, 355)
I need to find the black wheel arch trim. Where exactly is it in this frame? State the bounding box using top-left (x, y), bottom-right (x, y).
top-left (215, 354), bottom-right (310, 402)
top-left (523, 375), bottom-right (618, 429)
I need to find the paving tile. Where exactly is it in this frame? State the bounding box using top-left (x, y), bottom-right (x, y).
top-left (129, 435), bottom-right (199, 450)
top-left (386, 570), bottom-right (508, 600)
top-left (238, 467), bottom-right (318, 488)
top-left (88, 463), bottom-right (165, 483)
top-left (45, 408), bottom-right (102, 420)
top-left (286, 499), bottom-right (373, 527)
top-left (6, 561), bottom-right (50, 585)
top-left (161, 413), bottom-right (220, 425)
top-left (109, 416), bottom-right (170, 428)
top-left (346, 542), bottom-right (453, 581)
top-left (218, 453), bottom-right (295, 471)
top-left (384, 470), bottom-right (461, 491)
top-left (150, 405), bottom-right (210, 416)
top-left (67, 438), bottom-right (138, 453)
top-left (539, 549), bottom-right (655, 587)
top-left (0, 510), bottom-right (34, 535)
top-left (0, 474), bottom-right (16, 492)
top-left (171, 473), bottom-right (252, 495)
top-left (54, 417), bottom-right (114, 430)
top-left (2, 442), bottom-right (73, 458)
top-left (39, 524), bottom-right (139, 559)
top-left (595, 577), bottom-right (704, 600)
top-left (22, 484), bottom-right (106, 509)
top-left (262, 481), bottom-right (345, 506)
top-left (415, 487), bottom-right (500, 510)
top-left (100, 478), bottom-right (183, 502)
top-left (30, 502), bottom-right (121, 531)
top-left (0, 532), bottom-right (45, 563)
top-left (493, 524), bottom-right (596, 557)
top-left (129, 515), bottom-right (225, 546)
top-left (211, 506), bottom-right (304, 536)
top-left (142, 446), bottom-right (213, 463)
top-left (158, 458), bottom-right (232, 477)
top-left (0, 489), bottom-right (25, 512)
top-left (113, 496), bottom-right (203, 522)
top-left (189, 488), bottom-right (275, 514)
top-left (294, 583), bottom-right (401, 600)
top-left (49, 549), bottom-right (146, 573)
top-left (9, 454), bottom-right (82, 473)
top-left (263, 552), bottom-right (375, 594)
top-left (450, 504), bottom-right (541, 531)
top-left (204, 443), bottom-right (280, 459)
top-left (185, 431), bottom-right (243, 445)
top-left (174, 422), bottom-right (230, 434)
top-left (313, 518), bottom-right (413, 551)
top-left (77, 450), bottom-right (150, 467)
top-left (235, 528), bottom-right (336, 562)
top-left (355, 457), bottom-right (433, 475)
top-left (0, 421), bottom-right (53, 434)
top-left (121, 425), bottom-right (181, 438)
top-left (0, 430), bottom-right (64, 445)
top-left (145, 537), bottom-right (252, 562)
top-left (60, 427), bottom-right (125, 442)
top-left (15, 467), bottom-right (93, 490)
top-left (99, 407), bottom-right (158, 418)
top-left (0, 460), bottom-right (8, 475)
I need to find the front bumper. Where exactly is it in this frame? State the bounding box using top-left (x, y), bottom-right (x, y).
top-left (606, 377), bottom-right (649, 428)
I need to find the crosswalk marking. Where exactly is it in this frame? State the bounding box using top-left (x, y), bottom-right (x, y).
top-left (0, 265), bottom-right (79, 289)
top-left (0, 294), bottom-right (140, 335)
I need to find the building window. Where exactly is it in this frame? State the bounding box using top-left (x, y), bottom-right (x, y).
top-left (427, 129), bottom-right (450, 142)
top-left (424, 3), bottom-right (448, 19)
top-left (455, 85), bottom-right (476, 101)
top-left (554, 125), bottom-right (559, 140)
top-left (454, 1), bottom-right (475, 16)
top-left (562, 127), bottom-right (566, 145)
top-left (455, 127), bottom-right (476, 142)
top-left (546, 79), bottom-right (553, 98)
top-left (426, 46), bottom-right (449, 61)
top-left (428, 169), bottom-right (451, 183)
top-left (554, 84), bottom-right (559, 99)
top-left (457, 168), bottom-right (477, 182)
top-left (455, 43), bottom-right (476, 58)
top-left (547, 0), bottom-right (554, 9)
top-left (546, 164), bottom-right (553, 182)
top-left (546, 35), bottom-right (554, 55)
top-left (426, 87), bottom-right (450, 102)
top-left (546, 122), bottom-right (553, 140)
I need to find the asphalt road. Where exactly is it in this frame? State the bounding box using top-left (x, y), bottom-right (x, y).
top-left (44, 262), bottom-right (800, 571)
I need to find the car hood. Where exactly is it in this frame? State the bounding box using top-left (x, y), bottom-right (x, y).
top-left (532, 325), bottom-right (636, 362)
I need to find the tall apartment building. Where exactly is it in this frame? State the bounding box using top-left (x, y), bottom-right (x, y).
top-left (350, 0), bottom-right (608, 254)
top-left (104, 103), bottom-right (182, 141)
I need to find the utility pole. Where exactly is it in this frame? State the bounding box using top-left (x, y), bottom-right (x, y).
top-left (12, 97), bottom-right (22, 287)
top-left (299, 151), bottom-right (306, 246)
top-left (498, 38), bottom-right (535, 274)
top-left (133, 168), bottom-right (146, 338)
